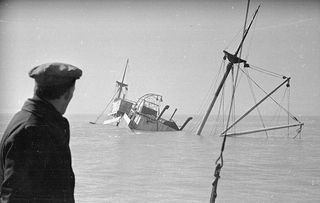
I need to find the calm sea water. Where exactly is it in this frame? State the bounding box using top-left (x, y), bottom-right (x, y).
top-left (0, 113), bottom-right (319, 203)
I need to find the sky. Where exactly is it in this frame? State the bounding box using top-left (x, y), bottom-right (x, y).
top-left (0, 0), bottom-right (319, 117)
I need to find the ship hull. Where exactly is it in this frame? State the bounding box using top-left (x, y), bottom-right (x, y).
top-left (126, 113), bottom-right (178, 131)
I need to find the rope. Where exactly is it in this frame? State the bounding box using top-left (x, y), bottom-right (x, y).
top-left (244, 68), bottom-right (268, 137)
top-left (90, 89), bottom-right (120, 124)
top-left (272, 87), bottom-right (288, 124)
top-left (209, 78), bottom-right (233, 199)
top-left (287, 84), bottom-right (291, 137)
top-left (189, 59), bottom-right (226, 133)
top-left (224, 67), bottom-right (236, 136)
top-left (209, 125), bottom-right (228, 203)
top-left (293, 125), bottom-right (302, 139)
top-left (224, 28), bottom-right (244, 51)
top-left (243, 6), bottom-right (258, 61)
top-left (210, 79), bottom-right (226, 136)
top-left (209, 163), bottom-right (222, 203)
top-left (247, 64), bottom-right (285, 78)
top-left (239, 68), bottom-right (299, 122)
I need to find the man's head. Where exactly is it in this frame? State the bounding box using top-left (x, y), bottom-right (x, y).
top-left (29, 62), bottom-right (82, 114)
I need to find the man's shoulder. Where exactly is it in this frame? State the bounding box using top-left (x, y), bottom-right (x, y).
top-left (1, 110), bottom-right (48, 141)
top-left (13, 109), bottom-right (47, 127)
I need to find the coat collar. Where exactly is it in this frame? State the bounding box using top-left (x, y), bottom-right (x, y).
top-left (22, 96), bottom-right (66, 123)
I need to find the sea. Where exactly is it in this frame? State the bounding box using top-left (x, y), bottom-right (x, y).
top-left (0, 113), bottom-right (319, 203)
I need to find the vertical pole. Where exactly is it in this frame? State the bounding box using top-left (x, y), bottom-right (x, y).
top-left (232, 0), bottom-right (250, 128)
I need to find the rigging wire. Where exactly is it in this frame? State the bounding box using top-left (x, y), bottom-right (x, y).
top-left (232, 67), bottom-right (236, 135)
top-left (244, 67), bottom-right (268, 137)
top-left (219, 64), bottom-right (246, 136)
top-left (224, 28), bottom-right (244, 51)
top-left (210, 78), bottom-right (227, 136)
top-left (225, 67), bottom-right (237, 136)
top-left (189, 59), bottom-right (226, 133)
top-left (224, 4), bottom-right (258, 53)
top-left (247, 64), bottom-right (285, 78)
top-left (243, 7), bottom-right (259, 61)
top-left (233, 0), bottom-right (252, 100)
top-left (208, 59), bottom-right (230, 136)
top-left (288, 83), bottom-right (291, 137)
top-left (238, 67), bottom-right (301, 123)
top-left (272, 87), bottom-right (288, 125)
top-left (189, 70), bottom-right (218, 132)
top-left (293, 124), bottom-right (302, 139)
top-left (90, 89), bottom-right (120, 124)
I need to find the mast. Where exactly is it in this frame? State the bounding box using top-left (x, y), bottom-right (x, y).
top-left (210, 3), bottom-right (259, 203)
top-left (196, 5), bottom-right (260, 136)
top-left (229, 0), bottom-right (251, 133)
top-left (116, 58), bottom-right (129, 99)
top-left (196, 62), bottom-right (235, 135)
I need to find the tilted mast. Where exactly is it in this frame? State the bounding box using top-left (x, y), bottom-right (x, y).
top-left (116, 58), bottom-right (129, 99)
top-left (196, 6), bottom-right (260, 135)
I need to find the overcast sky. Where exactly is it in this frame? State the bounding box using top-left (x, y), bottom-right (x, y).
top-left (0, 0), bottom-right (319, 117)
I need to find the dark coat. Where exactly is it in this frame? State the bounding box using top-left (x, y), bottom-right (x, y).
top-left (0, 97), bottom-right (75, 202)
